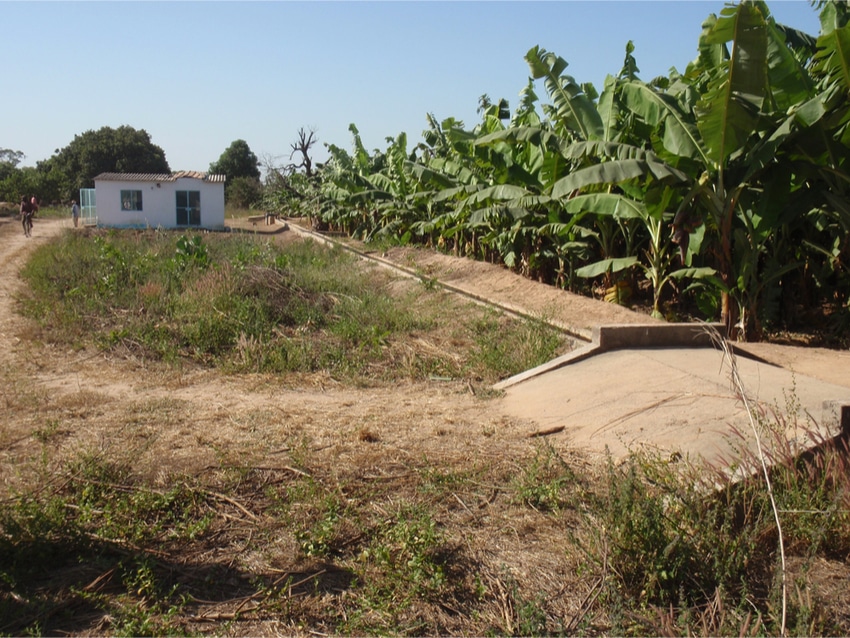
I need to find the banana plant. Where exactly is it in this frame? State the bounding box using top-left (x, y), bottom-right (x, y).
top-left (302, 0), bottom-right (847, 339)
top-left (583, 1), bottom-right (837, 338)
top-left (523, 43), bottom-right (697, 299)
top-left (467, 48), bottom-right (649, 287)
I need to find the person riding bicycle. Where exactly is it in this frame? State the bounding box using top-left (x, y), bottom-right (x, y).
top-left (20, 196), bottom-right (34, 237)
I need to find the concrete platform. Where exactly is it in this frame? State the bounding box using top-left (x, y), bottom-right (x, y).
top-left (498, 337), bottom-right (850, 469)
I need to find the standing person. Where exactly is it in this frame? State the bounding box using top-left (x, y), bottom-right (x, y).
top-left (71, 200), bottom-right (80, 227)
top-left (20, 196), bottom-right (33, 237)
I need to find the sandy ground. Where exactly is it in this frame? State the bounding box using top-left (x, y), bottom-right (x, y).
top-left (260, 218), bottom-right (850, 388)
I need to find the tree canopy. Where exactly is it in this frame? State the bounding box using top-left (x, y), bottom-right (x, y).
top-left (209, 139), bottom-right (260, 182)
top-left (40, 126), bottom-right (170, 199)
top-left (0, 149), bottom-right (29, 202)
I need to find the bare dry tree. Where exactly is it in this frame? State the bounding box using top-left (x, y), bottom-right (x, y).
top-left (290, 127), bottom-right (317, 178)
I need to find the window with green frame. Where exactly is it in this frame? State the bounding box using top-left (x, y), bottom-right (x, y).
top-left (176, 190), bottom-right (201, 226)
top-left (120, 190), bottom-right (143, 211)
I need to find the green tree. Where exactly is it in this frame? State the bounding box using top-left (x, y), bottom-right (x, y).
top-left (0, 149), bottom-right (24, 201)
top-left (209, 139), bottom-right (260, 182)
top-left (39, 125), bottom-right (170, 199)
top-left (227, 175), bottom-right (264, 209)
top-left (0, 149), bottom-right (24, 176)
top-left (0, 150), bottom-right (48, 203)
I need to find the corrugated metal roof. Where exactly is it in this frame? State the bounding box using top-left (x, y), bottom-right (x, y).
top-left (94, 171), bottom-right (226, 183)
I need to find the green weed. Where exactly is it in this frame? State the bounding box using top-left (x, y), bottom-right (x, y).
top-left (295, 493), bottom-right (346, 558)
top-left (581, 411), bottom-right (850, 637)
top-left (347, 501), bottom-right (450, 632)
top-left (496, 569), bottom-right (555, 636)
top-left (468, 310), bottom-right (565, 380)
top-left (32, 419), bottom-right (60, 444)
top-left (0, 451), bottom-right (213, 635)
top-left (511, 442), bottom-right (577, 512)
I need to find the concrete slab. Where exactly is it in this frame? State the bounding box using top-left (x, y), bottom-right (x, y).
top-left (498, 345), bottom-right (850, 468)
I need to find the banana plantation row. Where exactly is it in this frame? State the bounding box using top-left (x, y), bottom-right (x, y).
top-left (267, 1), bottom-right (850, 343)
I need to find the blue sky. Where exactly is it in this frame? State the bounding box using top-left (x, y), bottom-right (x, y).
top-left (2, 1), bottom-right (822, 173)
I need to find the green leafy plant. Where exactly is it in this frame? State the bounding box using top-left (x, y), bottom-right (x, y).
top-left (511, 442), bottom-right (576, 511)
top-left (173, 234), bottom-right (209, 271)
top-left (295, 494), bottom-right (344, 558)
top-left (362, 503), bottom-right (447, 598)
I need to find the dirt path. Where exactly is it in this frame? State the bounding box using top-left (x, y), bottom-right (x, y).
top-left (0, 216), bottom-right (58, 359)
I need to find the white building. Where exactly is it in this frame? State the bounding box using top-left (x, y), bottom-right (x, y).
top-left (92, 171), bottom-right (226, 230)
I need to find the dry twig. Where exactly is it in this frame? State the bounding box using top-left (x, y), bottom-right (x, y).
top-left (708, 326), bottom-right (787, 636)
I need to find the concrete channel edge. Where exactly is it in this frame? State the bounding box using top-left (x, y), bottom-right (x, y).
top-left (493, 322), bottom-right (726, 390)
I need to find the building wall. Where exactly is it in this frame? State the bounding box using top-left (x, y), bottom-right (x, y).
top-left (95, 178), bottom-right (225, 229)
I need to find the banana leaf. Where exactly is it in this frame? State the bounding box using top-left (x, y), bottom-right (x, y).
top-left (575, 256), bottom-right (639, 278)
top-left (468, 206), bottom-right (534, 227)
top-left (551, 158), bottom-right (687, 198)
top-left (560, 193), bottom-right (646, 219)
top-left (346, 189), bottom-right (393, 203)
top-left (695, 3), bottom-right (769, 166)
top-left (525, 45), bottom-right (604, 141)
top-left (475, 126), bottom-right (558, 149)
top-left (620, 80), bottom-right (708, 162)
top-left (405, 161), bottom-right (457, 189)
top-left (813, 22), bottom-right (850, 90)
top-left (463, 184), bottom-right (532, 206)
